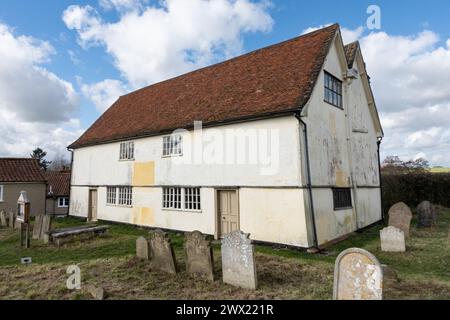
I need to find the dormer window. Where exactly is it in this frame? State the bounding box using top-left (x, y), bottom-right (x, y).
top-left (324, 71), bottom-right (343, 108)
top-left (163, 134), bottom-right (182, 157)
top-left (119, 141), bottom-right (134, 160)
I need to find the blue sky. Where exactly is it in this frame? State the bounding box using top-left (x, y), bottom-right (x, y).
top-left (0, 0), bottom-right (449, 166)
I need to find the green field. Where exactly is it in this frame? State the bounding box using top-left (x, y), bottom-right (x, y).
top-left (429, 167), bottom-right (450, 173)
top-left (0, 207), bottom-right (449, 300)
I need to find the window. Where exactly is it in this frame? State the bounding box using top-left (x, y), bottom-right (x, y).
top-left (0, 185), bottom-right (3, 202)
top-left (185, 187), bottom-right (201, 211)
top-left (324, 71), bottom-right (343, 108)
top-left (163, 134), bottom-right (182, 156)
top-left (118, 187), bottom-right (133, 206)
top-left (119, 141), bottom-right (134, 160)
top-left (106, 186), bottom-right (132, 206)
top-left (163, 187), bottom-right (182, 209)
top-left (333, 188), bottom-right (352, 210)
top-left (107, 187), bottom-right (117, 205)
top-left (163, 187), bottom-right (201, 211)
top-left (58, 197), bottom-right (69, 207)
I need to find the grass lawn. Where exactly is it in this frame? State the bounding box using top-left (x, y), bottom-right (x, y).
top-left (0, 207), bottom-right (449, 300)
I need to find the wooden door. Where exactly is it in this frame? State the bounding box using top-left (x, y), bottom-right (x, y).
top-left (218, 190), bottom-right (239, 237)
top-left (89, 189), bottom-right (98, 222)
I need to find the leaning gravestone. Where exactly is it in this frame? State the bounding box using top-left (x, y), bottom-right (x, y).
top-left (184, 231), bottom-right (214, 281)
top-left (333, 248), bottom-right (383, 300)
top-left (8, 211), bottom-right (15, 228)
top-left (380, 226), bottom-right (406, 252)
top-left (388, 202), bottom-right (413, 238)
top-left (40, 215), bottom-right (52, 242)
top-left (221, 230), bottom-right (257, 290)
top-left (148, 230), bottom-right (178, 274)
top-left (0, 210), bottom-right (7, 227)
top-left (417, 201), bottom-right (436, 228)
top-left (32, 215), bottom-right (44, 240)
top-left (136, 236), bottom-right (150, 260)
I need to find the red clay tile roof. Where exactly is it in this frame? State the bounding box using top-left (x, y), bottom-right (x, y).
top-left (69, 24), bottom-right (339, 149)
top-left (0, 158), bottom-right (46, 183)
top-left (45, 171), bottom-right (71, 197)
top-left (344, 41), bottom-right (359, 68)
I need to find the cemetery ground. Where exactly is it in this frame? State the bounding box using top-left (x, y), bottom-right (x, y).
top-left (0, 207), bottom-right (449, 300)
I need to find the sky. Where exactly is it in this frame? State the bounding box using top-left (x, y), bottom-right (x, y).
top-left (0, 0), bottom-right (449, 166)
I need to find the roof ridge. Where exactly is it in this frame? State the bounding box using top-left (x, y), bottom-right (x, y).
top-left (120, 23), bottom-right (340, 99)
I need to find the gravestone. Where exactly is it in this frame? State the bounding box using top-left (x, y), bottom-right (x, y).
top-left (184, 231), bottom-right (214, 281)
top-left (86, 285), bottom-right (105, 300)
top-left (221, 230), bottom-right (257, 290)
top-left (0, 210), bottom-right (7, 227)
top-left (380, 226), bottom-right (406, 252)
top-left (416, 201), bottom-right (436, 228)
top-left (333, 248), bottom-right (383, 300)
top-left (381, 264), bottom-right (399, 284)
top-left (136, 236), bottom-right (150, 260)
top-left (32, 215), bottom-right (44, 239)
top-left (40, 215), bottom-right (52, 242)
top-left (148, 229), bottom-right (178, 274)
top-left (388, 202), bottom-right (412, 237)
top-left (8, 211), bottom-right (15, 228)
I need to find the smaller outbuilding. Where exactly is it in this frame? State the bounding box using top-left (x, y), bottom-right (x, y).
top-left (45, 170), bottom-right (71, 216)
top-left (0, 158), bottom-right (46, 217)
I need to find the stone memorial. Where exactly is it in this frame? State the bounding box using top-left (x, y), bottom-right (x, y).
top-left (148, 229), bottom-right (178, 274)
top-left (136, 236), bottom-right (150, 260)
top-left (32, 215), bottom-right (44, 239)
top-left (221, 230), bottom-right (257, 290)
top-left (184, 231), bottom-right (214, 281)
top-left (8, 211), bottom-right (15, 228)
top-left (0, 210), bottom-right (7, 227)
top-left (40, 215), bottom-right (52, 242)
top-left (388, 202), bottom-right (412, 237)
top-left (333, 248), bottom-right (383, 300)
top-left (380, 226), bottom-right (406, 252)
top-left (416, 201), bottom-right (436, 228)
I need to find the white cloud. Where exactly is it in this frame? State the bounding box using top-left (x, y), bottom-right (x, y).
top-left (63, 0), bottom-right (273, 88)
top-left (99, 0), bottom-right (148, 12)
top-left (301, 24), bottom-right (364, 44)
top-left (0, 23), bottom-right (81, 160)
top-left (81, 79), bottom-right (128, 112)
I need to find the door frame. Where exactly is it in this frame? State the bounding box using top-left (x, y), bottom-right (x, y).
top-left (214, 188), bottom-right (240, 240)
top-left (88, 188), bottom-right (98, 222)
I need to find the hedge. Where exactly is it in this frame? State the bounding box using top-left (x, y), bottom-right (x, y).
top-left (381, 172), bottom-right (450, 213)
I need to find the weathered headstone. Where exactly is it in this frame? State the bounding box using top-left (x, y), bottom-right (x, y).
top-left (381, 264), bottom-right (399, 285)
top-left (8, 211), bottom-right (15, 228)
top-left (136, 236), bottom-right (150, 260)
top-left (380, 226), bottom-right (406, 252)
top-left (333, 248), bottom-right (383, 300)
top-left (32, 215), bottom-right (43, 239)
top-left (0, 210), bottom-right (7, 227)
top-left (417, 201), bottom-right (436, 228)
top-left (40, 215), bottom-right (52, 241)
top-left (86, 285), bottom-right (105, 300)
top-left (184, 231), bottom-right (214, 281)
top-left (148, 229), bottom-right (177, 274)
top-left (388, 202), bottom-right (413, 237)
top-left (221, 230), bottom-right (257, 290)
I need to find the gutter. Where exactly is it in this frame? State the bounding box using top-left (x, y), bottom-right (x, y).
top-left (66, 149), bottom-right (74, 217)
top-left (376, 137), bottom-right (384, 221)
top-left (295, 112), bottom-right (319, 250)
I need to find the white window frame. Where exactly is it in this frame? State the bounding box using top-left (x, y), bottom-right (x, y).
top-left (162, 134), bottom-right (182, 157)
top-left (106, 187), bottom-right (117, 205)
top-left (106, 186), bottom-right (133, 207)
top-left (162, 187), bottom-right (201, 212)
top-left (118, 187), bottom-right (133, 206)
top-left (0, 185), bottom-right (3, 202)
top-left (58, 197), bottom-right (69, 208)
top-left (119, 141), bottom-right (135, 161)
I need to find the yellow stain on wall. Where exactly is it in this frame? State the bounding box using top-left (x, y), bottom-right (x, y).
top-left (132, 162), bottom-right (155, 186)
top-left (132, 207), bottom-right (154, 226)
top-left (335, 169), bottom-right (348, 187)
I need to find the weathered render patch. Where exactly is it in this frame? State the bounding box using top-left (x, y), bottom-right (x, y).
top-left (131, 207), bottom-right (154, 226)
top-left (132, 161), bottom-right (155, 186)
